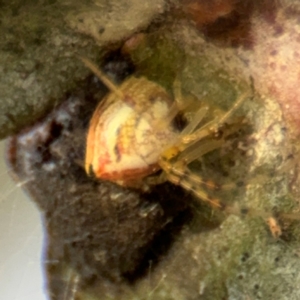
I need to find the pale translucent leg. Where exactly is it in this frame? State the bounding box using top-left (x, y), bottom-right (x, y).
top-left (179, 91), bottom-right (250, 148)
top-left (180, 106), bottom-right (209, 136)
top-left (176, 139), bottom-right (223, 166)
top-left (79, 56), bottom-right (124, 98)
top-left (160, 89), bottom-right (250, 174)
top-left (177, 117), bottom-right (246, 164)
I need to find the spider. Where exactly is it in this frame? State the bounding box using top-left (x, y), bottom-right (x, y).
top-left (81, 57), bottom-right (281, 234)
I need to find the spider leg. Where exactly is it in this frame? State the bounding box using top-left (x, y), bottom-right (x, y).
top-left (179, 91), bottom-right (251, 150)
top-left (176, 139), bottom-right (224, 166)
top-left (180, 105), bottom-right (210, 137)
top-left (176, 118), bottom-right (246, 165)
top-left (163, 160), bottom-right (277, 224)
top-left (162, 161), bottom-right (225, 209)
top-left (168, 162), bottom-right (283, 237)
top-left (79, 56), bottom-right (124, 98)
top-left (217, 91), bottom-right (250, 128)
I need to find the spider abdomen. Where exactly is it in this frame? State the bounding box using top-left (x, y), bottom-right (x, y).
top-left (85, 76), bottom-right (177, 186)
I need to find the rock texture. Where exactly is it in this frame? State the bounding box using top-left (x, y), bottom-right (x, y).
top-left (4, 1), bottom-right (300, 299)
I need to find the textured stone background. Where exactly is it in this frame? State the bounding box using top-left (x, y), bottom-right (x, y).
top-left (0, 0), bottom-right (165, 138)
top-left (2, 1), bottom-right (300, 300)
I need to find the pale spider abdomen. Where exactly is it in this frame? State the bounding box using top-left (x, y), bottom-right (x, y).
top-left (85, 76), bottom-right (177, 186)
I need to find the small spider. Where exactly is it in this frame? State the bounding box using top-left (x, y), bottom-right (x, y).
top-left (81, 57), bottom-right (280, 232)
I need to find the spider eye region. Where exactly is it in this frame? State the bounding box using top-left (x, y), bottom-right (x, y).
top-left (85, 77), bottom-right (177, 186)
